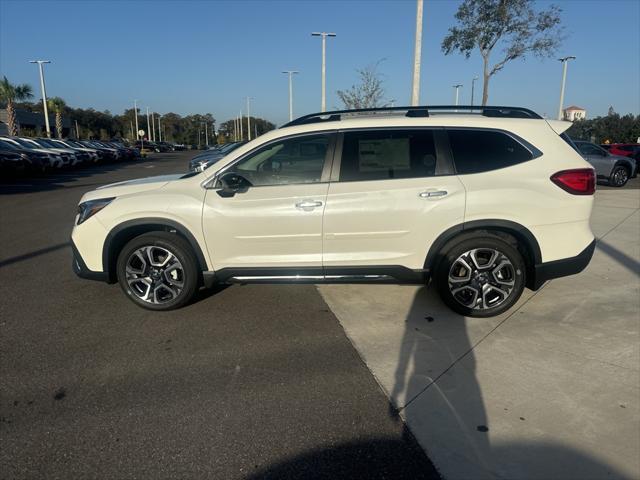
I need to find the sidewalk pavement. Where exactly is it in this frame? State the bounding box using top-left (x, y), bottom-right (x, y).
top-left (319, 187), bottom-right (640, 480)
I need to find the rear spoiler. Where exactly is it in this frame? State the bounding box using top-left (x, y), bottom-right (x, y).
top-left (546, 119), bottom-right (572, 135)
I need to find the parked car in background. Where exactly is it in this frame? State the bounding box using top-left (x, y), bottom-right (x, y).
top-left (188, 141), bottom-right (247, 172)
top-left (19, 138), bottom-right (80, 166)
top-left (0, 136), bottom-right (66, 168)
top-left (173, 143), bottom-right (187, 151)
top-left (0, 150), bottom-right (28, 174)
top-left (50, 139), bottom-right (100, 163)
top-left (573, 140), bottom-right (637, 187)
top-left (606, 143), bottom-right (640, 161)
top-left (0, 138), bottom-right (51, 172)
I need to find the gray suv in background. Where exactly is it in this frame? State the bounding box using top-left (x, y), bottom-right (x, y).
top-left (574, 140), bottom-right (637, 187)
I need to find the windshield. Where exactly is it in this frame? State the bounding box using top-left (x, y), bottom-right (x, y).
top-left (13, 138), bottom-right (39, 149)
top-left (0, 139), bottom-right (19, 151)
top-left (33, 139), bottom-right (58, 148)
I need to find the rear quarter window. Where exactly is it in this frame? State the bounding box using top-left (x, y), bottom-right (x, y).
top-left (447, 129), bottom-right (535, 174)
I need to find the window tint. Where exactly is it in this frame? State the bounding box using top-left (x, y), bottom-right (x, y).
top-left (228, 134), bottom-right (329, 186)
top-left (339, 129), bottom-right (438, 182)
top-left (448, 129), bottom-right (533, 174)
top-left (576, 142), bottom-right (605, 156)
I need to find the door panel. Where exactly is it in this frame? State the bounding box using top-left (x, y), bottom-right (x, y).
top-left (202, 132), bottom-right (334, 270)
top-left (203, 184), bottom-right (328, 269)
top-left (322, 177), bottom-right (465, 269)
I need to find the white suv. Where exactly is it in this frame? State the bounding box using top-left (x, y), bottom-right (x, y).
top-left (71, 106), bottom-right (596, 317)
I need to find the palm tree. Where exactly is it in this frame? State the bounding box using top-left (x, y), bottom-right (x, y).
top-left (47, 97), bottom-right (67, 138)
top-left (0, 76), bottom-right (33, 136)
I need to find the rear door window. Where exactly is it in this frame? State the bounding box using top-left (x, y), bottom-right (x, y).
top-left (339, 129), bottom-right (439, 182)
top-left (447, 129), bottom-right (534, 174)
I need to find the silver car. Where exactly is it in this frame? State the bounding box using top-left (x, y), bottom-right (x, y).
top-left (574, 140), bottom-right (637, 187)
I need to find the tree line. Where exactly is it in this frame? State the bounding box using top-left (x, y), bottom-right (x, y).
top-left (1, 77), bottom-right (275, 145)
top-left (567, 111), bottom-right (640, 144)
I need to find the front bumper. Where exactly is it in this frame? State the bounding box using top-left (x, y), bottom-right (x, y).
top-left (529, 239), bottom-right (596, 290)
top-left (71, 240), bottom-right (109, 282)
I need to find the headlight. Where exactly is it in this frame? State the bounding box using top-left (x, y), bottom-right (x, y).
top-left (76, 197), bottom-right (115, 225)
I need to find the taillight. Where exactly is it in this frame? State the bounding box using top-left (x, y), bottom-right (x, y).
top-left (551, 169), bottom-right (595, 195)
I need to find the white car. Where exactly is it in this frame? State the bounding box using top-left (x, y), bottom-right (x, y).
top-left (71, 106), bottom-right (596, 317)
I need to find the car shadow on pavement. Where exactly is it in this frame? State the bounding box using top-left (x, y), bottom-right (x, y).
top-left (597, 239), bottom-right (640, 277)
top-left (0, 242), bottom-right (70, 268)
top-left (384, 285), bottom-right (633, 479)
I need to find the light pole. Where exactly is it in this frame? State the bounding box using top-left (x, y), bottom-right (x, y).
top-left (151, 112), bottom-right (156, 142)
top-left (246, 97), bottom-right (253, 140)
top-left (282, 70), bottom-right (299, 121)
top-left (470, 76), bottom-right (479, 106)
top-left (240, 110), bottom-right (244, 140)
top-left (557, 56), bottom-right (576, 120)
top-left (411, 0), bottom-right (424, 106)
top-left (311, 32), bottom-right (336, 112)
top-left (29, 60), bottom-right (52, 138)
top-left (157, 115), bottom-right (162, 142)
top-left (453, 84), bottom-right (463, 106)
top-left (146, 107), bottom-right (151, 141)
top-left (133, 100), bottom-right (139, 140)
top-left (204, 121), bottom-right (209, 147)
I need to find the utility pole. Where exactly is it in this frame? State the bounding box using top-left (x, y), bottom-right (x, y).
top-left (146, 107), bottom-right (151, 141)
top-left (246, 97), bottom-right (253, 140)
top-left (453, 84), bottom-right (463, 106)
top-left (311, 32), bottom-right (336, 112)
top-left (29, 60), bottom-right (52, 138)
top-left (133, 100), bottom-right (139, 140)
top-left (282, 70), bottom-right (299, 121)
top-left (411, 0), bottom-right (424, 106)
top-left (470, 76), bottom-right (479, 106)
top-left (557, 56), bottom-right (576, 120)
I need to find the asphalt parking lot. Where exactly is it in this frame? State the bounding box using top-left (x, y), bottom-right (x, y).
top-left (0, 152), bottom-right (438, 479)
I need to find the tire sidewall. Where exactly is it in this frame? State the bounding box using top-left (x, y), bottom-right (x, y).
top-left (116, 233), bottom-right (199, 311)
top-left (435, 235), bottom-right (526, 318)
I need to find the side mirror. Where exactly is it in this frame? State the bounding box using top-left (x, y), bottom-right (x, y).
top-left (216, 172), bottom-right (252, 198)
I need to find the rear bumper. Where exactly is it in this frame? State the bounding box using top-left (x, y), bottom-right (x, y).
top-left (71, 240), bottom-right (109, 282)
top-left (529, 239), bottom-right (596, 290)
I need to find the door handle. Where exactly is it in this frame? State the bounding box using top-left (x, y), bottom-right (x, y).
top-left (295, 200), bottom-right (323, 210)
top-left (419, 190), bottom-right (448, 198)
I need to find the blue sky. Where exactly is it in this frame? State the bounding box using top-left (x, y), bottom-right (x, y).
top-left (1, 0), bottom-right (638, 126)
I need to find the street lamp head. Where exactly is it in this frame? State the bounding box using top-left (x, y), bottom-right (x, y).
top-left (558, 56), bottom-right (577, 62)
top-left (311, 32), bottom-right (336, 37)
top-left (29, 60), bottom-right (51, 64)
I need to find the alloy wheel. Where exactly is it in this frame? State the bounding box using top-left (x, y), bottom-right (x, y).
top-left (613, 168), bottom-right (628, 186)
top-left (125, 246), bottom-right (184, 304)
top-left (447, 248), bottom-right (517, 311)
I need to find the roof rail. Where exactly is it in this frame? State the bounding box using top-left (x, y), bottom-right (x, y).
top-left (282, 105), bottom-right (543, 127)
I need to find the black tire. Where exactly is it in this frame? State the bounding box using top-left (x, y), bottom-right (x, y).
top-left (116, 232), bottom-right (199, 311)
top-left (434, 233), bottom-right (526, 318)
top-left (609, 165), bottom-right (630, 187)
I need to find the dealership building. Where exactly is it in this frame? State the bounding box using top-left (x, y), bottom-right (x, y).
top-left (0, 108), bottom-right (71, 137)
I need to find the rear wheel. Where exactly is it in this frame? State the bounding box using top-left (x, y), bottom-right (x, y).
top-left (609, 165), bottom-right (629, 187)
top-left (116, 232), bottom-right (199, 310)
top-left (435, 234), bottom-right (526, 317)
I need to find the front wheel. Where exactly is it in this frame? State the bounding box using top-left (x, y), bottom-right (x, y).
top-left (435, 235), bottom-right (526, 317)
top-left (609, 166), bottom-right (629, 187)
top-left (116, 232), bottom-right (199, 310)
